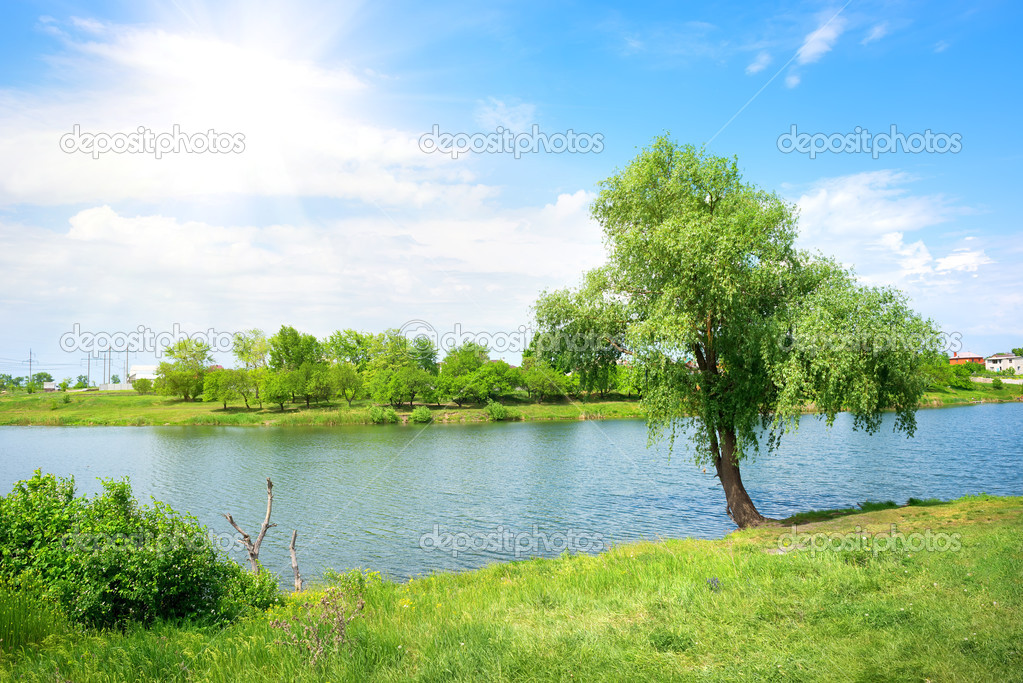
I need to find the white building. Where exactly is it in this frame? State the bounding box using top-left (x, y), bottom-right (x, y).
top-left (985, 353), bottom-right (1023, 373)
top-left (128, 365), bottom-right (159, 382)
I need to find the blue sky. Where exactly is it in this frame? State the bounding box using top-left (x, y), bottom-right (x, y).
top-left (1, 0), bottom-right (1020, 379)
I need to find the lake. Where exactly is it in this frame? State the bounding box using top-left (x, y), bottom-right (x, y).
top-left (1, 403), bottom-right (1021, 582)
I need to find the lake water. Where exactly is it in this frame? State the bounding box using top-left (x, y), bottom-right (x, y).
top-left (1, 403), bottom-right (1021, 582)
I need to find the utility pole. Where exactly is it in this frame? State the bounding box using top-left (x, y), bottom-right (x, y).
top-left (28, 348), bottom-right (32, 386)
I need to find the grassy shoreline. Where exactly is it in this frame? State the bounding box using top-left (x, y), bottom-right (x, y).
top-left (0, 381), bottom-right (1020, 427)
top-left (3, 494), bottom-right (1020, 681)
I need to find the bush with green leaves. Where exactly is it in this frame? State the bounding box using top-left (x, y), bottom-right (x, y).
top-left (410, 405), bottom-right (433, 423)
top-left (991, 378), bottom-right (1004, 390)
top-left (369, 405), bottom-right (399, 424)
top-left (484, 400), bottom-right (509, 421)
top-left (0, 470), bottom-right (280, 628)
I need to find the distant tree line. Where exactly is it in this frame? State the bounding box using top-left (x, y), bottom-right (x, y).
top-left (151, 325), bottom-right (643, 410)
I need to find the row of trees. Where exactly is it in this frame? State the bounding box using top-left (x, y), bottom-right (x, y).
top-left (154, 326), bottom-right (629, 410)
top-left (1, 373), bottom-right (109, 393)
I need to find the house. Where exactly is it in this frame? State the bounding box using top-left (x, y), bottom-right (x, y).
top-left (985, 353), bottom-right (1023, 373)
top-left (949, 351), bottom-right (985, 366)
top-left (128, 365), bottom-right (159, 382)
top-left (42, 381), bottom-right (57, 392)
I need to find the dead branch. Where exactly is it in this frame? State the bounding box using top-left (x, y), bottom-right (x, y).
top-left (223, 477), bottom-right (277, 574)
top-left (290, 529), bottom-right (302, 592)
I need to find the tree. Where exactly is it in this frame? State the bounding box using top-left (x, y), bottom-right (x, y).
top-left (202, 369), bottom-right (240, 409)
top-left (268, 325), bottom-right (322, 371)
top-left (1012, 347), bottom-right (1023, 358)
top-left (59, 378), bottom-right (71, 391)
top-left (155, 339), bottom-right (214, 401)
top-left (32, 372), bottom-right (54, 384)
top-left (260, 372), bottom-right (291, 411)
top-left (323, 329), bottom-right (381, 371)
top-left (539, 138), bottom-right (937, 528)
top-left (441, 342), bottom-right (489, 377)
top-left (411, 336), bottom-right (439, 374)
top-left (233, 329), bottom-right (270, 370)
top-left (334, 362), bottom-right (363, 407)
top-left (75, 375), bottom-right (89, 389)
top-left (133, 378), bottom-right (153, 395)
top-left (111, 374), bottom-right (120, 385)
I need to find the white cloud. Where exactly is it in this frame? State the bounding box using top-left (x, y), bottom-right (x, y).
top-left (745, 51), bottom-right (772, 75)
top-left (473, 98), bottom-right (537, 133)
top-left (861, 22), bottom-right (888, 45)
top-left (935, 248), bottom-right (993, 272)
top-left (796, 16), bottom-right (846, 65)
top-left (788, 170), bottom-right (1018, 348)
top-left (785, 73), bottom-right (801, 88)
top-left (0, 19), bottom-right (490, 208)
top-left (0, 192), bottom-right (605, 361)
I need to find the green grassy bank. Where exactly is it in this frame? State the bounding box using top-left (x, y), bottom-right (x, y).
top-left (1, 381), bottom-right (1019, 427)
top-left (0, 391), bottom-right (643, 426)
top-left (2, 494), bottom-right (1020, 681)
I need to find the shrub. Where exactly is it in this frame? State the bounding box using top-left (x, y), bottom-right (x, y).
top-left (410, 405), bottom-right (433, 423)
top-left (484, 400), bottom-right (509, 421)
top-left (133, 378), bottom-right (153, 395)
top-left (369, 406), bottom-right (398, 424)
top-left (992, 378), bottom-right (1004, 390)
top-left (0, 470), bottom-right (280, 628)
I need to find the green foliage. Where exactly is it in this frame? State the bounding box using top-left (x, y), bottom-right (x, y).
top-left (155, 339), bottom-right (213, 401)
top-left (991, 378), bottom-right (1004, 390)
top-left (132, 377), bottom-right (153, 395)
top-left (0, 586), bottom-right (69, 652)
top-left (1012, 347), bottom-right (1023, 357)
top-left (546, 137), bottom-right (937, 467)
top-left (268, 325), bottom-right (322, 371)
top-left (233, 329), bottom-right (270, 370)
top-left (483, 400), bottom-right (509, 421)
top-left (368, 406), bottom-right (399, 424)
top-left (260, 372), bottom-right (292, 411)
top-left (410, 405), bottom-right (433, 423)
top-left (0, 471), bottom-right (279, 628)
top-left (203, 368), bottom-right (240, 409)
top-left (334, 362), bottom-right (363, 407)
top-left (521, 357), bottom-right (572, 403)
top-left (411, 336), bottom-right (439, 374)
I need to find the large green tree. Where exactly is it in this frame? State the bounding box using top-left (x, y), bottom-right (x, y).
top-left (535, 138), bottom-right (937, 528)
top-left (155, 339), bottom-right (214, 401)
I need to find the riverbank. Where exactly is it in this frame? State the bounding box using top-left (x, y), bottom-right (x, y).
top-left (3, 493), bottom-right (1020, 681)
top-left (0, 392), bottom-right (643, 426)
top-left (0, 382), bottom-right (1019, 426)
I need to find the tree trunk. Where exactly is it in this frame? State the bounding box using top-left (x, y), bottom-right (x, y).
top-left (713, 427), bottom-right (766, 529)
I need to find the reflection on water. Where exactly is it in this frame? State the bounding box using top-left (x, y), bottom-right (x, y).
top-left (1, 403), bottom-right (1021, 581)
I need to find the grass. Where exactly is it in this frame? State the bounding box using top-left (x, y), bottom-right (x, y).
top-left (921, 380), bottom-right (1023, 406)
top-left (0, 391), bottom-right (646, 427)
top-left (2, 380), bottom-right (1020, 427)
top-left (2, 494), bottom-right (1021, 681)
top-left (0, 587), bottom-right (69, 654)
